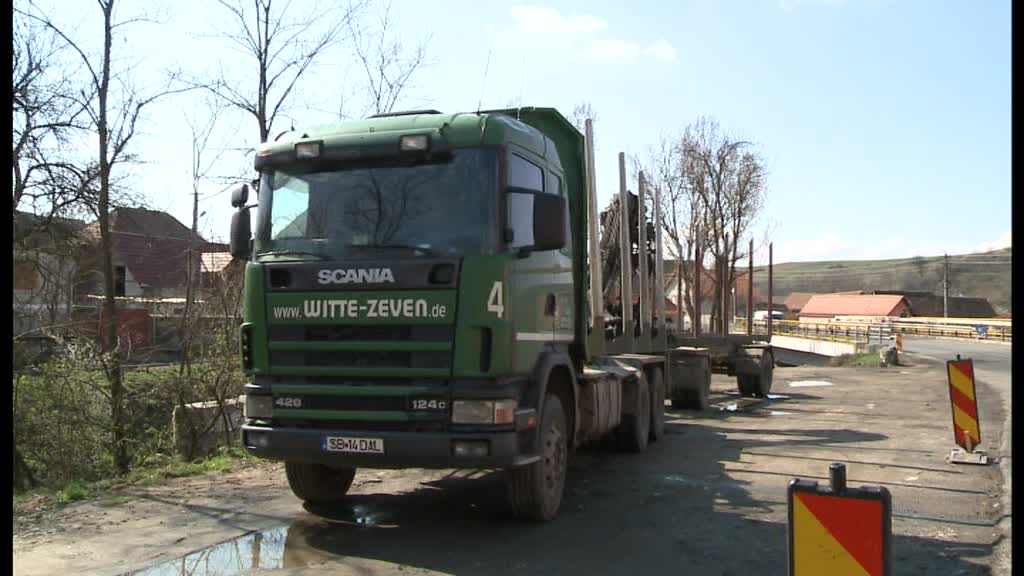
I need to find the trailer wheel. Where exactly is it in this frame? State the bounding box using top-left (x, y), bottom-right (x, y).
top-left (507, 393), bottom-right (567, 521)
top-left (648, 367), bottom-right (665, 442)
top-left (670, 358), bottom-right (710, 411)
top-left (285, 462), bottom-right (356, 504)
top-left (737, 351), bottom-right (774, 397)
top-left (617, 373), bottom-right (650, 452)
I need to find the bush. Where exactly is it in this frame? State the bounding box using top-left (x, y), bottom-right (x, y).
top-left (14, 350), bottom-right (113, 486)
top-left (13, 338), bottom-right (247, 491)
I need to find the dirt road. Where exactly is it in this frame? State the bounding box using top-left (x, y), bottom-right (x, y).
top-left (13, 353), bottom-right (1008, 575)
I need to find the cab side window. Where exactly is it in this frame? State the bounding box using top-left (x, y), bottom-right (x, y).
top-left (507, 153), bottom-right (544, 249)
top-left (547, 171), bottom-right (571, 257)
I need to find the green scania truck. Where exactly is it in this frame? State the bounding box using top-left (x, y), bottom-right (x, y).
top-left (230, 107), bottom-right (773, 521)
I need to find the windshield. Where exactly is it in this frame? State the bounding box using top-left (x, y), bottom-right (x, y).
top-left (255, 148), bottom-right (499, 259)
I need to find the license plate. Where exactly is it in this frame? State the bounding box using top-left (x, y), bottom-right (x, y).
top-left (322, 436), bottom-right (384, 454)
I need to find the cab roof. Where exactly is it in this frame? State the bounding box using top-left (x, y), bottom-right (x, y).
top-left (260, 110), bottom-right (550, 159)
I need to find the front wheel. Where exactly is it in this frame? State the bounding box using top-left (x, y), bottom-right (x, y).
top-left (507, 394), bottom-right (568, 521)
top-left (285, 462), bottom-right (356, 504)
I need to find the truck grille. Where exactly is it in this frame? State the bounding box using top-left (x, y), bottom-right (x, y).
top-left (276, 419), bottom-right (447, 432)
top-left (269, 325), bottom-right (453, 342)
top-left (270, 350), bottom-right (450, 369)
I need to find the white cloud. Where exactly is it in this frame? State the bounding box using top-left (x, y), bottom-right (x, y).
top-left (588, 38), bottom-right (676, 63)
top-left (589, 38), bottom-right (641, 63)
top-left (509, 5), bottom-right (607, 35)
top-left (507, 5), bottom-right (674, 64)
top-left (771, 234), bottom-right (850, 263)
top-left (972, 229), bottom-right (1011, 253)
top-left (857, 236), bottom-right (908, 260)
top-left (643, 39), bottom-right (676, 62)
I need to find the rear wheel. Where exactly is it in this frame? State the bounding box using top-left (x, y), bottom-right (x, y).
top-left (285, 462), bottom-right (356, 504)
top-left (618, 374), bottom-right (650, 452)
top-left (737, 351), bottom-right (774, 397)
top-left (670, 358), bottom-right (710, 411)
top-left (507, 394), bottom-right (568, 521)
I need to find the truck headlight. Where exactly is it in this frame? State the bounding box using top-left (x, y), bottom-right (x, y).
top-left (451, 399), bottom-right (517, 425)
top-left (245, 395), bottom-right (273, 419)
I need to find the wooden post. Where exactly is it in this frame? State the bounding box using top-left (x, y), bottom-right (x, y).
top-left (694, 227), bottom-right (701, 337)
top-left (768, 242), bottom-right (774, 337)
top-left (721, 234), bottom-right (729, 336)
top-left (747, 238), bottom-right (753, 335)
top-left (617, 152), bottom-right (633, 349)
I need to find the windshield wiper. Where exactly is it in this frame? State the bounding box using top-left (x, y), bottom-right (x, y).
top-left (256, 249), bottom-right (328, 261)
top-left (350, 243), bottom-right (436, 256)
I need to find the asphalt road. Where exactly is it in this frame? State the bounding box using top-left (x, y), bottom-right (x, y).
top-left (899, 336), bottom-right (1012, 573)
top-left (89, 358), bottom-right (1002, 576)
top-left (14, 343), bottom-right (1010, 575)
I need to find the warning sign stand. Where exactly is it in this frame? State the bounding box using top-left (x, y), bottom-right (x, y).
top-left (946, 355), bottom-right (988, 465)
top-left (787, 463), bottom-right (892, 576)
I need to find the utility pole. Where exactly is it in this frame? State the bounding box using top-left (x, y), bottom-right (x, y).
top-left (943, 253), bottom-right (950, 318)
top-left (747, 238), bottom-right (753, 335)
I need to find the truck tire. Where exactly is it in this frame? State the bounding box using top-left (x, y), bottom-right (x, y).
top-left (670, 359), bottom-right (710, 411)
top-left (507, 394), bottom-right (568, 521)
top-left (737, 351), bottom-right (774, 397)
top-left (617, 373), bottom-right (650, 452)
top-left (648, 367), bottom-right (665, 443)
top-left (285, 462), bottom-right (356, 504)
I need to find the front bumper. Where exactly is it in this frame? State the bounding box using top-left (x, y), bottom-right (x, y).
top-left (242, 424), bottom-right (536, 469)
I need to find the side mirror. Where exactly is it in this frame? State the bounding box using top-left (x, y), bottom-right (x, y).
top-left (231, 184), bottom-right (250, 208)
top-left (531, 193), bottom-right (566, 251)
top-left (230, 209), bottom-right (252, 260)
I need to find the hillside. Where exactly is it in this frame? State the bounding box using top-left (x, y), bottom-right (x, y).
top-left (751, 248), bottom-right (1012, 315)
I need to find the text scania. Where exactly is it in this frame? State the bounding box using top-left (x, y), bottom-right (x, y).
top-left (272, 299), bottom-right (446, 320)
top-left (317, 268), bottom-right (395, 284)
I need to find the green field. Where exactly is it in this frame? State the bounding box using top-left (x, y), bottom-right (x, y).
top-left (751, 248), bottom-right (1011, 315)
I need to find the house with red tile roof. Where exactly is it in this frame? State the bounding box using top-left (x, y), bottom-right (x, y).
top-left (799, 294), bottom-right (911, 323)
top-left (78, 208), bottom-right (232, 300)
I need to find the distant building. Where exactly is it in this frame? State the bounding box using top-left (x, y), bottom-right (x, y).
top-left (783, 290), bottom-right (861, 317)
top-left (871, 291), bottom-right (996, 318)
top-left (799, 294), bottom-right (911, 323)
top-left (783, 292), bottom-right (817, 316)
top-left (77, 207), bottom-right (224, 301)
top-left (13, 211), bottom-right (88, 336)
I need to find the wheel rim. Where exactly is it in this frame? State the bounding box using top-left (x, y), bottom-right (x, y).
top-left (543, 420), bottom-right (566, 508)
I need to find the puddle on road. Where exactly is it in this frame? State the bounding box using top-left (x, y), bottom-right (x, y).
top-left (788, 380), bottom-right (833, 388)
top-left (769, 411), bottom-right (793, 416)
top-left (123, 503), bottom-right (394, 576)
top-left (124, 525), bottom-right (290, 576)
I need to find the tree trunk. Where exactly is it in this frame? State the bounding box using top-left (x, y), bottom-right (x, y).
top-left (98, 0), bottom-right (128, 475)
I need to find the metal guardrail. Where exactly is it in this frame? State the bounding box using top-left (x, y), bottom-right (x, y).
top-left (736, 318), bottom-right (1011, 343)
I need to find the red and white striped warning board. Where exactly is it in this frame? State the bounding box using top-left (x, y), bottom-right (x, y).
top-left (788, 480), bottom-right (891, 575)
top-left (946, 358), bottom-right (980, 450)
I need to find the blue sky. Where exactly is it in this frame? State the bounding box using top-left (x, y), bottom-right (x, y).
top-left (42, 0), bottom-right (1011, 263)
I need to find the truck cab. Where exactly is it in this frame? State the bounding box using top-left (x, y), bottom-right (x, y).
top-left (234, 109), bottom-right (588, 519)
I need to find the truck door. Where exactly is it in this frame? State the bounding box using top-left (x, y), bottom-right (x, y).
top-left (506, 148), bottom-right (559, 372)
top-left (548, 169), bottom-right (574, 347)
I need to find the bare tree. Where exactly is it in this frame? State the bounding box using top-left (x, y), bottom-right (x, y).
top-left (677, 117), bottom-right (767, 333)
top-left (18, 0), bottom-right (191, 474)
top-left (569, 101), bottom-right (598, 133)
top-left (647, 136), bottom-right (705, 333)
top-left (349, 0), bottom-right (430, 117)
top-left (13, 7), bottom-right (97, 222)
top-left (197, 0), bottom-right (364, 143)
